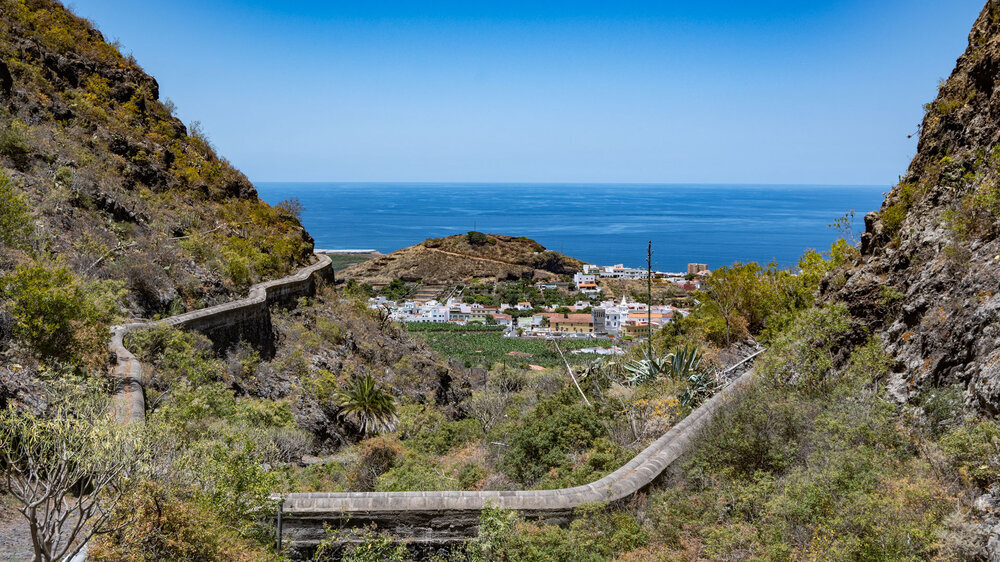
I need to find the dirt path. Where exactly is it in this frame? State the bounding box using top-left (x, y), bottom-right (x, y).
top-left (0, 503), bottom-right (33, 561)
top-left (423, 246), bottom-right (528, 267)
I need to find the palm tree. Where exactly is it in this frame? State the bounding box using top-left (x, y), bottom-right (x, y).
top-left (335, 373), bottom-right (398, 434)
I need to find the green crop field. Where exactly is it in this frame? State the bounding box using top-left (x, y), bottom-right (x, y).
top-left (325, 254), bottom-right (375, 271)
top-left (412, 331), bottom-right (617, 368)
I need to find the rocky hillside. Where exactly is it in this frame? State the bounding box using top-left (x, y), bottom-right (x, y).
top-left (0, 0), bottom-right (313, 317)
top-left (340, 232), bottom-right (583, 286)
top-left (825, 1), bottom-right (1000, 411)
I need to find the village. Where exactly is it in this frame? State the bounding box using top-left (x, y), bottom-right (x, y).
top-left (367, 262), bottom-right (711, 340)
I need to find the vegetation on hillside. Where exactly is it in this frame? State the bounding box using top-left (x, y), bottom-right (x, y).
top-left (0, 0), bottom-right (313, 320)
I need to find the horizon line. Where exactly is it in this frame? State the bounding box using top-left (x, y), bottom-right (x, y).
top-left (253, 180), bottom-right (891, 188)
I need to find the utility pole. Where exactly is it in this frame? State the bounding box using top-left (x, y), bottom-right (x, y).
top-left (647, 240), bottom-right (653, 357)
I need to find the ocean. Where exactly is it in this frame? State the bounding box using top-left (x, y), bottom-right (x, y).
top-left (255, 183), bottom-right (887, 271)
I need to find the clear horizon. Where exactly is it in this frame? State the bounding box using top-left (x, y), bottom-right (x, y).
top-left (257, 181), bottom-right (888, 187)
top-left (69, 1), bottom-right (985, 185)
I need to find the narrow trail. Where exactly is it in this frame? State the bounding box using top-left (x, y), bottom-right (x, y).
top-left (422, 246), bottom-right (533, 267)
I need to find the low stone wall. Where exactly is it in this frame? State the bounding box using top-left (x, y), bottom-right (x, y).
top-left (106, 253), bottom-right (758, 552)
top-left (279, 365), bottom-right (756, 549)
top-left (109, 254), bottom-right (334, 423)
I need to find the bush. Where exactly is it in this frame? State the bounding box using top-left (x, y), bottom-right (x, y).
top-left (375, 455), bottom-right (452, 492)
top-left (397, 403), bottom-right (479, 454)
top-left (313, 524), bottom-right (409, 561)
top-left (467, 231), bottom-right (489, 245)
top-left (276, 197), bottom-right (304, 219)
top-left (755, 304), bottom-right (852, 394)
top-left (534, 438), bottom-right (633, 489)
top-left (125, 324), bottom-right (221, 386)
top-left (881, 182), bottom-right (918, 237)
top-left (90, 482), bottom-right (269, 562)
top-left (347, 436), bottom-right (405, 491)
top-left (0, 262), bottom-right (123, 366)
top-left (918, 385), bottom-right (964, 437)
top-left (0, 119), bottom-right (31, 167)
top-left (501, 389), bottom-right (606, 484)
top-left (686, 383), bottom-right (804, 480)
top-left (465, 503), bottom-right (646, 561)
top-left (0, 171), bottom-right (33, 248)
top-left (939, 419), bottom-right (1000, 488)
top-left (188, 436), bottom-right (278, 534)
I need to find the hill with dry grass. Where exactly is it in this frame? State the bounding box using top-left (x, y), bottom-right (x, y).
top-left (340, 232), bottom-right (583, 286)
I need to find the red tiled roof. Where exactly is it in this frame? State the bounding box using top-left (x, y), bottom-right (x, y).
top-left (549, 314), bottom-right (594, 324)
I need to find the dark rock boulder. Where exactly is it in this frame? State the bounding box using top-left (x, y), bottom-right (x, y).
top-left (0, 59), bottom-right (12, 97)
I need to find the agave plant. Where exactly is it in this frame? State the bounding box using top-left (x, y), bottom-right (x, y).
top-left (679, 371), bottom-right (718, 407)
top-left (623, 346), bottom-right (669, 385)
top-left (623, 344), bottom-right (704, 385)
top-left (335, 373), bottom-right (398, 434)
top-left (667, 344), bottom-right (702, 378)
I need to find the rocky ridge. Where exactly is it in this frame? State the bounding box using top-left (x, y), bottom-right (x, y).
top-left (825, 1), bottom-right (1000, 411)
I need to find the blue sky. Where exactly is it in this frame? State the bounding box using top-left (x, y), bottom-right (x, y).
top-left (68, 1), bottom-right (986, 184)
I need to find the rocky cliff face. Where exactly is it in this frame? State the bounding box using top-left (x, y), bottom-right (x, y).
top-left (0, 0), bottom-right (313, 315)
top-left (825, 1), bottom-right (1000, 411)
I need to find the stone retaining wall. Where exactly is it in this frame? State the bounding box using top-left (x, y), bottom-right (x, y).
top-left (280, 365), bottom-right (756, 549)
top-left (105, 252), bottom-right (758, 552)
top-left (110, 254), bottom-right (334, 423)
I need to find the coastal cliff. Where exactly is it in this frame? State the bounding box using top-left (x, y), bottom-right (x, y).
top-left (825, 0), bottom-right (1000, 412)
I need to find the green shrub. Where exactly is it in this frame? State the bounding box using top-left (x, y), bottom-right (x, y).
top-left (467, 231), bottom-right (489, 245)
top-left (465, 503), bottom-right (646, 561)
top-left (881, 182), bottom-right (918, 236)
top-left (0, 171), bottom-right (33, 248)
top-left (395, 401), bottom-right (478, 454)
top-left (125, 324), bottom-right (221, 386)
top-left (501, 389), bottom-right (606, 484)
top-left (1, 262), bottom-right (123, 366)
top-left (91, 482), bottom-right (269, 562)
top-left (313, 524), bottom-right (409, 561)
top-left (186, 436), bottom-right (278, 536)
top-left (54, 166), bottom-right (74, 188)
top-left (756, 304), bottom-right (852, 394)
top-left (939, 419), bottom-right (1000, 487)
top-left (534, 438), bottom-right (633, 489)
top-left (686, 383), bottom-right (804, 480)
top-left (375, 455), bottom-right (451, 492)
top-left (459, 463), bottom-right (487, 489)
top-left (918, 385), bottom-right (964, 437)
top-left (844, 337), bottom-right (894, 385)
top-left (0, 119), bottom-right (31, 164)
top-left (877, 285), bottom-right (905, 306)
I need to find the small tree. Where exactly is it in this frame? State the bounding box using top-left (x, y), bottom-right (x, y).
top-left (336, 373), bottom-right (398, 434)
top-left (700, 265), bottom-right (749, 346)
top-left (276, 197), bottom-right (304, 220)
top-left (0, 392), bottom-right (145, 562)
top-left (462, 389), bottom-right (510, 438)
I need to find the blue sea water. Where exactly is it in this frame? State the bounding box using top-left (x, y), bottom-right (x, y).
top-left (255, 183), bottom-right (887, 271)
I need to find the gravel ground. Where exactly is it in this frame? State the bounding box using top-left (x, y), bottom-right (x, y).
top-left (0, 504), bottom-right (33, 561)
